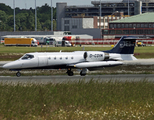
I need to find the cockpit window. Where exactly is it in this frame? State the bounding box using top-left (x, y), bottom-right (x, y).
top-left (22, 54), bottom-right (34, 60)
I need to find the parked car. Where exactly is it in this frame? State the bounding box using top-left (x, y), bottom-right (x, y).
top-left (137, 41), bottom-right (146, 47)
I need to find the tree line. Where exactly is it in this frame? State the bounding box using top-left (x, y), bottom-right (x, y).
top-left (0, 3), bottom-right (56, 31)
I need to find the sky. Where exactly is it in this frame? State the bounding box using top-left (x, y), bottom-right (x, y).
top-left (1, 0), bottom-right (121, 9)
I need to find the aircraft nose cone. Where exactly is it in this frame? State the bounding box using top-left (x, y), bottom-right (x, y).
top-left (3, 64), bottom-right (10, 69)
top-left (2, 61), bottom-right (21, 69)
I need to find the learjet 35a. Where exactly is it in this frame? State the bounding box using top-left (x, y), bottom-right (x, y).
top-left (3, 36), bottom-right (138, 77)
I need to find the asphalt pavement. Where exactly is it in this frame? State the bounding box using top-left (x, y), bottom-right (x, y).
top-left (0, 74), bottom-right (154, 85)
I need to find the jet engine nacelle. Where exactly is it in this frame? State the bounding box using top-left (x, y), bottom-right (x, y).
top-left (83, 51), bottom-right (109, 62)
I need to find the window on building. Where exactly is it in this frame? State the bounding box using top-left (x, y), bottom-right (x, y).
top-left (114, 24), bottom-right (116, 28)
top-left (102, 30), bottom-right (108, 34)
top-left (129, 24), bottom-right (132, 28)
top-left (118, 24), bottom-right (121, 28)
top-left (149, 30), bottom-right (153, 34)
top-left (137, 24), bottom-right (140, 28)
top-left (130, 30), bottom-right (136, 34)
top-left (110, 24), bottom-right (113, 28)
top-left (110, 30), bottom-right (115, 34)
top-left (123, 30), bottom-right (129, 34)
top-left (64, 26), bottom-right (69, 31)
top-left (64, 20), bottom-right (69, 24)
top-left (66, 14), bottom-right (69, 17)
top-left (125, 24), bottom-right (128, 28)
top-left (145, 29), bottom-right (150, 34)
top-left (149, 24), bottom-right (152, 28)
top-left (122, 24), bottom-right (124, 28)
top-left (72, 25), bottom-right (77, 29)
top-left (138, 30), bottom-right (143, 34)
top-left (141, 24), bottom-right (144, 28)
top-left (101, 19), bottom-right (104, 22)
top-left (133, 24), bottom-right (136, 29)
top-left (108, 19), bottom-right (112, 22)
top-left (145, 24), bottom-right (148, 28)
top-left (116, 30), bottom-right (122, 34)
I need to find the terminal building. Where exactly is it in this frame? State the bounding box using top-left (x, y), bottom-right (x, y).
top-left (61, 12), bottom-right (129, 31)
top-left (56, 0), bottom-right (154, 38)
top-left (56, 0), bottom-right (154, 31)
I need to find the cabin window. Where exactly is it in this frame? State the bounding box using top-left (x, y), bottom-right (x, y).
top-left (66, 57), bottom-right (68, 60)
top-left (54, 57), bottom-right (56, 60)
top-left (71, 57), bottom-right (74, 59)
top-left (22, 54), bottom-right (34, 60)
top-left (60, 57), bottom-right (62, 60)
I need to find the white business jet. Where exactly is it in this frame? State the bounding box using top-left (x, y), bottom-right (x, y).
top-left (3, 36), bottom-right (138, 77)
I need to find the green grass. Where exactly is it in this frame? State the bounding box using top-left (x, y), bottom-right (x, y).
top-left (0, 45), bottom-right (109, 53)
top-left (0, 45), bottom-right (153, 53)
top-left (0, 80), bottom-right (154, 119)
top-left (1, 44), bottom-right (154, 119)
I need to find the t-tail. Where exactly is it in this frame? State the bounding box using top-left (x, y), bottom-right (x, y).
top-left (104, 36), bottom-right (138, 61)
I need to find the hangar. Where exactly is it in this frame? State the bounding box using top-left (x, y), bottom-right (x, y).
top-left (103, 12), bottom-right (154, 38)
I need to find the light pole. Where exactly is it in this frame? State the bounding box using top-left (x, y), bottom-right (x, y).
top-left (13, 0), bottom-right (15, 31)
top-left (128, 0), bottom-right (129, 15)
top-left (99, 0), bottom-right (101, 29)
top-left (99, 0), bottom-right (102, 38)
top-left (51, 0), bottom-right (53, 31)
top-left (35, 0), bottom-right (37, 31)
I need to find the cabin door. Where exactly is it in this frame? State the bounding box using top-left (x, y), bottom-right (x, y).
top-left (38, 56), bottom-right (48, 67)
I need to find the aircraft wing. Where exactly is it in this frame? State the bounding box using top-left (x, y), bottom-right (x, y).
top-left (68, 61), bottom-right (123, 69)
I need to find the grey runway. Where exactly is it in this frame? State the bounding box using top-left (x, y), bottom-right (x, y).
top-left (0, 74), bottom-right (154, 85)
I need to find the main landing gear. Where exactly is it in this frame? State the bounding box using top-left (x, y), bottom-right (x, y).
top-left (80, 68), bottom-right (87, 76)
top-left (80, 71), bottom-right (86, 76)
top-left (67, 68), bottom-right (87, 76)
top-left (67, 69), bottom-right (74, 76)
top-left (16, 71), bottom-right (21, 77)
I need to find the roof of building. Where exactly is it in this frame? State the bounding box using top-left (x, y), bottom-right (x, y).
top-left (109, 12), bottom-right (154, 23)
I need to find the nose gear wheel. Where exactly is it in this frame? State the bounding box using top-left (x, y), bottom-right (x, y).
top-left (16, 71), bottom-right (21, 77)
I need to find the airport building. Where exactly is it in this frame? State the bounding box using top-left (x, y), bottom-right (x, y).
top-left (61, 12), bottom-right (129, 31)
top-left (56, 0), bottom-right (154, 31)
top-left (103, 12), bottom-right (154, 38)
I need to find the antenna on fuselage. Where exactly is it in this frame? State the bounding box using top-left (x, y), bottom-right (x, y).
top-left (60, 50), bottom-right (62, 52)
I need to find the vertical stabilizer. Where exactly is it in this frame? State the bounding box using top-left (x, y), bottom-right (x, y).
top-left (105, 36), bottom-right (138, 54)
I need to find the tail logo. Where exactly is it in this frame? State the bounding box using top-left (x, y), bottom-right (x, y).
top-left (120, 41), bottom-right (135, 48)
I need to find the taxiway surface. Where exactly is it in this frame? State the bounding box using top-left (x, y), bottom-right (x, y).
top-left (0, 74), bottom-right (154, 85)
top-left (0, 59), bottom-right (154, 85)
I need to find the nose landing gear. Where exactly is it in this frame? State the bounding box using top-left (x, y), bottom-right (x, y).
top-left (16, 71), bottom-right (21, 77)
